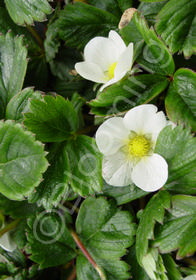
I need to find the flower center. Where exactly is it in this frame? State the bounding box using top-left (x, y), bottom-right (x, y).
top-left (108, 62), bottom-right (117, 79)
top-left (128, 135), bottom-right (151, 157)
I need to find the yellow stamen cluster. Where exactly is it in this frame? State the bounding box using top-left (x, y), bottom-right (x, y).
top-left (108, 62), bottom-right (117, 79)
top-left (128, 135), bottom-right (151, 158)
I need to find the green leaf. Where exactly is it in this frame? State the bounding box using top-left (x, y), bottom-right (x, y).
top-left (76, 197), bottom-right (136, 280)
top-left (24, 95), bottom-right (78, 142)
top-left (155, 0), bottom-right (196, 57)
top-left (6, 88), bottom-right (42, 123)
top-left (165, 68), bottom-right (196, 131)
top-left (29, 142), bottom-right (70, 210)
top-left (0, 247), bottom-right (26, 268)
top-left (0, 32), bottom-right (27, 117)
top-left (162, 254), bottom-right (182, 280)
top-left (102, 181), bottom-right (147, 205)
top-left (90, 74), bottom-right (169, 116)
top-left (66, 136), bottom-right (103, 196)
top-left (133, 12), bottom-right (175, 75)
top-left (117, 0), bottom-right (133, 12)
top-left (56, 2), bottom-right (119, 50)
top-left (44, 19), bottom-right (60, 62)
top-left (136, 191), bottom-right (170, 266)
top-left (49, 46), bottom-right (82, 80)
top-left (138, 1), bottom-right (168, 26)
top-left (0, 193), bottom-right (37, 218)
top-left (27, 210), bottom-right (76, 269)
top-left (4, 0), bottom-right (52, 26)
top-left (0, 120), bottom-right (48, 200)
top-left (126, 246), bottom-right (150, 280)
top-left (0, 7), bottom-right (38, 50)
top-left (155, 126), bottom-right (196, 194)
top-left (153, 195), bottom-right (196, 258)
top-left (86, 0), bottom-right (133, 17)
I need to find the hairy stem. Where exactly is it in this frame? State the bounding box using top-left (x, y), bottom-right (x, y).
top-left (70, 229), bottom-right (106, 280)
top-left (0, 219), bottom-right (20, 237)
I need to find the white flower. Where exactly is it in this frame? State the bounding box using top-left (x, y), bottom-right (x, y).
top-left (95, 104), bottom-right (169, 192)
top-left (75, 30), bottom-right (133, 92)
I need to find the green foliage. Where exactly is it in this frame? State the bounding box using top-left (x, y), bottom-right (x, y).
top-left (155, 126), bottom-right (196, 194)
top-left (136, 191), bottom-right (170, 265)
top-left (102, 181), bottom-right (147, 205)
top-left (156, 0), bottom-right (196, 57)
top-left (153, 195), bottom-right (196, 258)
top-left (66, 136), bottom-right (103, 196)
top-left (27, 210), bottom-right (76, 269)
top-left (165, 68), bottom-right (196, 131)
top-left (4, 0), bottom-right (52, 26)
top-left (24, 95), bottom-right (78, 142)
top-left (0, 193), bottom-right (37, 218)
top-left (56, 2), bottom-right (119, 50)
top-left (6, 88), bottom-right (42, 123)
top-left (0, 120), bottom-right (48, 200)
top-left (90, 74), bottom-right (169, 116)
top-left (0, 32), bottom-right (27, 118)
top-left (0, 0), bottom-right (195, 279)
top-left (29, 142), bottom-right (70, 209)
top-left (132, 11), bottom-right (175, 75)
top-left (76, 197), bottom-right (136, 279)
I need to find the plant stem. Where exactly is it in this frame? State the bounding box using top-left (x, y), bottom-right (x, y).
top-left (27, 25), bottom-right (44, 50)
top-left (70, 229), bottom-right (106, 280)
top-left (0, 219), bottom-right (20, 237)
top-left (67, 266), bottom-right (76, 280)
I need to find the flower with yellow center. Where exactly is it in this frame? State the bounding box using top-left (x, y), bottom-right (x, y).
top-left (75, 30), bottom-right (133, 92)
top-left (95, 104), bottom-right (169, 192)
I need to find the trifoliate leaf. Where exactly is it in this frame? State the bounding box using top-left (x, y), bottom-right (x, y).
top-left (76, 197), bottom-right (136, 280)
top-left (4, 0), bottom-right (52, 26)
top-left (90, 74), bottom-right (169, 116)
top-left (136, 191), bottom-right (170, 266)
top-left (0, 120), bottom-right (48, 200)
top-left (24, 95), bottom-right (78, 142)
top-left (165, 68), bottom-right (196, 131)
top-left (133, 11), bottom-right (175, 75)
top-left (29, 142), bottom-right (70, 210)
top-left (153, 195), bottom-right (196, 258)
top-left (56, 2), bottom-right (119, 50)
top-left (27, 210), bottom-right (76, 269)
top-left (6, 88), bottom-right (42, 123)
top-left (156, 0), bottom-right (196, 57)
top-left (102, 181), bottom-right (147, 205)
top-left (0, 32), bottom-right (27, 118)
top-left (155, 126), bottom-right (196, 194)
top-left (66, 136), bottom-right (103, 196)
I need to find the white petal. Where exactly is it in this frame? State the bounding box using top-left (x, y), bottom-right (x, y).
top-left (75, 61), bottom-right (106, 83)
top-left (123, 104), bottom-right (158, 133)
top-left (95, 117), bottom-right (129, 156)
top-left (102, 151), bottom-right (133, 186)
top-left (114, 43), bottom-right (133, 77)
top-left (108, 30), bottom-right (126, 53)
top-left (131, 153), bottom-right (168, 192)
top-left (84, 36), bottom-right (120, 71)
top-left (143, 111), bottom-right (167, 143)
top-left (99, 70), bottom-right (126, 92)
